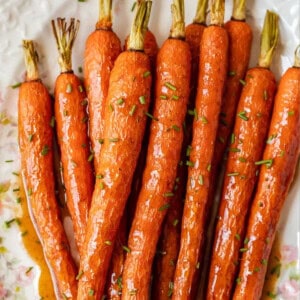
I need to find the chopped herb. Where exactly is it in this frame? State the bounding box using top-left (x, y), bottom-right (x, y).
top-left (237, 111), bottom-right (249, 121)
top-left (236, 277), bottom-right (241, 285)
top-left (116, 98), bottom-right (124, 105)
top-left (227, 172), bottom-right (240, 176)
top-left (164, 82), bottom-right (176, 91)
top-left (66, 83), bottom-right (72, 93)
top-left (98, 138), bottom-right (104, 144)
top-left (263, 90), bottom-right (268, 100)
top-left (228, 71), bottom-right (236, 76)
top-left (99, 182), bottom-right (105, 190)
top-left (160, 94), bottom-right (167, 100)
top-left (109, 104), bottom-right (114, 112)
top-left (255, 159), bottom-right (273, 168)
top-left (145, 112), bottom-right (158, 121)
top-left (171, 95), bottom-right (179, 100)
top-left (230, 133), bottom-right (235, 144)
top-left (5, 218), bottom-right (16, 228)
top-left (238, 157), bottom-right (247, 162)
top-left (104, 240), bottom-right (112, 246)
top-left (139, 95), bottom-right (146, 105)
top-left (239, 248), bottom-right (248, 252)
top-left (266, 134), bottom-right (277, 144)
top-left (173, 219), bottom-right (179, 226)
top-left (21, 230), bottom-right (28, 236)
top-left (129, 104), bottom-right (137, 116)
top-left (62, 293), bottom-right (68, 300)
top-left (129, 289), bottom-right (137, 295)
top-left (239, 79), bottom-right (246, 86)
top-left (16, 197), bottom-right (22, 203)
top-left (186, 160), bottom-right (194, 167)
top-left (201, 116), bottom-right (208, 124)
top-left (81, 116), bottom-right (88, 123)
top-left (171, 124), bottom-right (180, 132)
top-left (167, 281), bottom-right (174, 297)
top-left (253, 267), bottom-right (260, 273)
top-left (235, 233), bottom-right (241, 241)
top-left (267, 291), bottom-right (277, 298)
top-left (13, 187), bottom-right (20, 192)
top-left (244, 237), bottom-right (249, 244)
top-left (170, 259), bottom-right (175, 266)
top-left (186, 145), bottom-right (192, 156)
top-left (11, 82), bottom-right (21, 89)
top-left (279, 150), bottom-right (285, 157)
top-left (218, 136), bottom-right (225, 144)
top-left (50, 116), bottom-right (55, 128)
top-left (259, 201), bottom-right (264, 207)
top-left (198, 175), bottom-right (204, 186)
top-left (131, 1), bottom-right (137, 11)
top-left (25, 266), bottom-right (33, 274)
top-left (41, 145), bottom-right (50, 156)
top-left (5, 160), bottom-right (13, 163)
top-left (88, 154), bottom-right (94, 162)
top-left (63, 110), bottom-right (69, 116)
top-left (288, 110), bottom-right (295, 116)
top-left (78, 85), bottom-right (84, 93)
top-left (96, 174), bottom-right (104, 179)
top-left (88, 289), bottom-right (95, 296)
top-left (116, 276), bottom-right (122, 289)
top-left (122, 245), bottom-right (131, 253)
top-left (81, 143), bottom-right (86, 148)
top-left (159, 203), bottom-right (171, 211)
top-left (207, 164), bottom-right (211, 172)
top-left (109, 138), bottom-right (119, 143)
top-left (28, 188), bottom-right (33, 196)
top-left (76, 270), bottom-right (84, 280)
top-left (163, 192), bottom-right (174, 197)
top-left (81, 99), bottom-right (88, 106)
top-left (78, 66), bottom-right (83, 73)
top-left (270, 263), bottom-right (281, 277)
top-left (28, 134), bottom-right (34, 142)
top-left (143, 70), bottom-right (151, 78)
top-left (229, 148), bottom-right (240, 153)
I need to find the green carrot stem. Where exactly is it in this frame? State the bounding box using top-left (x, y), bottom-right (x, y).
top-left (294, 45), bottom-right (300, 67)
top-left (232, 0), bottom-right (246, 21)
top-left (170, 0), bottom-right (185, 39)
top-left (51, 18), bottom-right (80, 73)
top-left (258, 10), bottom-right (279, 68)
top-left (97, 0), bottom-right (112, 29)
top-left (194, 0), bottom-right (208, 24)
top-left (22, 40), bottom-right (39, 81)
top-left (210, 0), bottom-right (225, 26)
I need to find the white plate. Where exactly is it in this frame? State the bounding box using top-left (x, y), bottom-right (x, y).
top-left (0, 0), bottom-right (299, 299)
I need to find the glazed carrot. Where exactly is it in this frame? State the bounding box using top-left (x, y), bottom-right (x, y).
top-left (18, 40), bottom-right (77, 299)
top-left (84, 0), bottom-right (121, 172)
top-left (152, 1), bottom-right (208, 298)
top-left (52, 18), bottom-right (94, 258)
top-left (207, 10), bottom-right (279, 300)
top-left (77, 3), bottom-right (152, 298)
top-left (172, 0), bottom-right (228, 298)
top-left (122, 0), bottom-right (191, 298)
top-left (232, 45), bottom-right (300, 300)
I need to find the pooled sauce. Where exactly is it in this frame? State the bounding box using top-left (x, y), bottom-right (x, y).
top-left (261, 233), bottom-right (282, 299)
top-left (18, 182), bottom-right (56, 299)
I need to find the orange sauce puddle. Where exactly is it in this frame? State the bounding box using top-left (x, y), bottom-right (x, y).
top-left (18, 183), bottom-right (56, 300)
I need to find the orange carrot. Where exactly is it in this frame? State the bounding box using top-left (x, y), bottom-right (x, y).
top-left (18, 40), bottom-right (77, 299)
top-left (77, 3), bottom-right (152, 298)
top-left (152, 1), bottom-right (208, 298)
top-left (207, 10), bottom-right (279, 300)
top-left (52, 18), bottom-right (94, 258)
top-left (172, 0), bottom-right (229, 298)
top-left (122, 0), bottom-right (191, 297)
top-left (232, 44), bottom-right (300, 300)
top-left (84, 0), bottom-right (122, 172)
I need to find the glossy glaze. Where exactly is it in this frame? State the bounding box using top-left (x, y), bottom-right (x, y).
top-left (172, 25), bottom-right (228, 299)
top-left (84, 28), bottom-right (122, 172)
top-left (122, 38), bottom-right (191, 299)
top-left (77, 51), bottom-right (152, 299)
top-left (207, 67), bottom-right (276, 300)
top-left (18, 81), bottom-right (77, 299)
top-left (233, 66), bottom-right (300, 299)
top-left (55, 73), bottom-right (94, 258)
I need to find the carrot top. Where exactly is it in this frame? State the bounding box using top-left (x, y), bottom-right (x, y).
top-left (51, 18), bottom-right (80, 73)
top-left (193, 0), bottom-right (208, 24)
top-left (170, 0), bottom-right (185, 39)
top-left (97, 0), bottom-right (112, 29)
top-left (294, 45), bottom-right (300, 67)
top-left (232, 0), bottom-right (246, 21)
top-left (22, 40), bottom-right (39, 82)
top-left (210, 0), bottom-right (225, 26)
top-left (258, 10), bottom-right (279, 68)
top-left (128, 0), bottom-right (152, 51)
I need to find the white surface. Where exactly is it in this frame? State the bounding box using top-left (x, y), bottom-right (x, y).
top-left (0, 0), bottom-right (299, 299)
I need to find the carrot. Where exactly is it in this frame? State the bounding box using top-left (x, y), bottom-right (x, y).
top-left (51, 18), bottom-right (94, 259)
top-left (152, 1), bottom-right (208, 298)
top-left (172, 0), bottom-right (229, 298)
top-left (18, 40), bottom-right (77, 299)
top-left (84, 0), bottom-right (122, 172)
top-left (121, 0), bottom-right (191, 298)
top-left (77, 2), bottom-right (152, 298)
top-left (207, 10), bottom-right (279, 300)
top-left (232, 44), bottom-right (300, 300)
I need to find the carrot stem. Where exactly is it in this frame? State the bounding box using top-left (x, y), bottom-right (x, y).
top-left (194, 0), bottom-right (208, 24)
top-left (232, 0), bottom-right (246, 21)
top-left (51, 18), bottom-right (80, 73)
top-left (98, 0), bottom-right (112, 29)
top-left (170, 0), bottom-right (185, 38)
top-left (258, 10), bottom-right (279, 68)
top-left (210, 0), bottom-right (225, 26)
top-left (128, 0), bottom-right (151, 51)
top-left (294, 45), bottom-right (300, 67)
top-left (22, 40), bottom-right (39, 81)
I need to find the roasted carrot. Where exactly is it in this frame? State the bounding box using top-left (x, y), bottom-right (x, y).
top-left (18, 40), bottom-right (77, 299)
top-left (84, 0), bottom-right (122, 172)
top-left (122, 0), bottom-right (191, 298)
top-left (172, 0), bottom-right (228, 298)
top-left (232, 45), bottom-right (300, 300)
top-left (207, 10), bottom-right (279, 300)
top-left (152, 1), bottom-right (208, 298)
top-left (77, 2), bottom-right (152, 298)
top-left (52, 18), bottom-right (94, 259)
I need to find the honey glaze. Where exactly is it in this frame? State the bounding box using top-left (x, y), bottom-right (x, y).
top-left (18, 182), bottom-right (56, 299)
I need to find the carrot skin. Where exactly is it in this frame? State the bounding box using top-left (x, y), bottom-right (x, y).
top-left (173, 25), bottom-right (228, 299)
top-left (232, 66), bottom-right (300, 300)
top-left (207, 67), bottom-right (276, 300)
top-left (84, 29), bottom-right (121, 172)
top-left (152, 22), bottom-right (205, 300)
top-left (122, 38), bottom-right (191, 299)
top-left (54, 73), bottom-right (94, 257)
top-left (77, 51), bottom-right (152, 299)
top-left (19, 81), bottom-right (78, 299)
